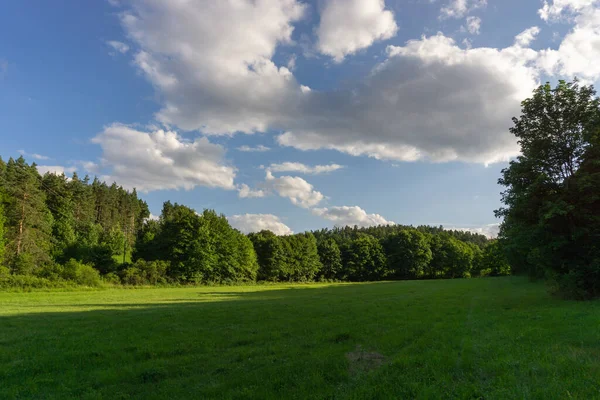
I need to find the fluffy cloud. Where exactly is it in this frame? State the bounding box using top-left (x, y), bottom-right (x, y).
top-left (114, 0), bottom-right (600, 168)
top-left (515, 26), bottom-right (541, 47)
top-left (316, 0), bottom-right (398, 62)
top-left (121, 0), bottom-right (305, 134)
top-left (237, 184), bottom-right (266, 198)
top-left (228, 214), bottom-right (293, 235)
top-left (279, 34), bottom-right (540, 164)
top-left (440, 0), bottom-right (487, 19)
top-left (264, 171), bottom-right (324, 208)
top-left (106, 40), bottom-right (130, 54)
top-left (451, 223), bottom-right (500, 238)
top-left (237, 145), bottom-right (270, 152)
top-left (90, 124), bottom-right (235, 192)
top-left (537, 3), bottom-right (600, 83)
top-left (36, 165), bottom-right (77, 176)
top-left (266, 162), bottom-right (344, 174)
top-left (312, 206), bottom-right (394, 228)
top-left (539, 0), bottom-right (598, 20)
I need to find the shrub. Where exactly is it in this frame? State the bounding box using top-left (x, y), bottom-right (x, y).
top-left (103, 272), bottom-right (121, 285)
top-left (62, 259), bottom-right (102, 287)
top-left (0, 274), bottom-right (75, 290)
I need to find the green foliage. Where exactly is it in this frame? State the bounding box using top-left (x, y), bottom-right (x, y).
top-left (62, 259), bottom-right (102, 287)
top-left (317, 238), bottom-right (343, 280)
top-left (383, 229), bottom-right (432, 279)
top-left (477, 241), bottom-right (511, 277)
top-left (249, 230), bottom-right (286, 281)
top-left (497, 80), bottom-right (600, 298)
top-left (119, 259), bottom-right (169, 285)
top-left (341, 234), bottom-right (387, 281)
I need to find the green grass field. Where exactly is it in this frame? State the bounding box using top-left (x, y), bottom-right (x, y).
top-left (1, 277), bottom-right (599, 399)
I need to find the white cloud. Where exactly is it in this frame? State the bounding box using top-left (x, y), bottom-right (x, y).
top-left (440, 0), bottom-right (487, 19)
top-left (37, 165), bottom-right (77, 176)
top-left (229, 214), bottom-right (293, 235)
top-left (537, 4), bottom-right (600, 83)
top-left (238, 183), bottom-right (266, 198)
top-left (312, 206), bottom-right (394, 228)
top-left (114, 0), bottom-right (598, 167)
top-left (267, 162), bottom-right (344, 174)
top-left (450, 223), bottom-right (500, 238)
top-left (107, 40), bottom-right (130, 54)
top-left (147, 213), bottom-right (160, 221)
top-left (316, 0), bottom-right (398, 62)
top-left (120, 0), bottom-right (305, 134)
top-left (18, 150), bottom-right (50, 160)
top-left (539, 0), bottom-right (598, 21)
top-left (90, 124), bottom-right (236, 192)
top-left (465, 16), bottom-right (481, 35)
top-left (237, 145), bottom-right (271, 152)
top-left (279, 34), bottom-right (540, 164)
top-left (515, 26), bottom-right (541, 47)
top-left (264, 171), bottom-right (324, 208)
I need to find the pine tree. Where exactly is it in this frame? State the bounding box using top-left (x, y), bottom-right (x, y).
top-left (3, 157), bottom-right (53, 272)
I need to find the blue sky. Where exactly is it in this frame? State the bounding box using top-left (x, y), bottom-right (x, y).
top-left (1, 0), bottom-right (599, 236)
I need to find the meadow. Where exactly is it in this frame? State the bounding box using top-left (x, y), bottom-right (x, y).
top-left (1, 277), bottom-right (599, 399)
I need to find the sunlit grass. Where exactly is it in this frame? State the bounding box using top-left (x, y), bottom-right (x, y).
top-left (1, 277), bottom-right (599, 399)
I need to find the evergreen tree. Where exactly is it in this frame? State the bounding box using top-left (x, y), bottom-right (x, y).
top-left (3, 157), bottom-right (53, 273)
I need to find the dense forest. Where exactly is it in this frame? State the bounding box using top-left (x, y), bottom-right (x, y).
top-left (0, 156), bottom-right (507, 288)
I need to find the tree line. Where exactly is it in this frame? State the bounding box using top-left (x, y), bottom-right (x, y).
top-left (0, 156), bottom-right (508, 288)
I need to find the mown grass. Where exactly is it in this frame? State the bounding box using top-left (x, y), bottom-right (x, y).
top-left (0, 277), bottom-right (599, 399)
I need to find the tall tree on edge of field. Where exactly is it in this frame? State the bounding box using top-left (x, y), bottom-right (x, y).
top-left (496, 79), bottom-right (600, 298)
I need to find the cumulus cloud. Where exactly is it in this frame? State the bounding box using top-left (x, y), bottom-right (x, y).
top-left (266, 162), bottom-right (344, 174)
top-left (37, 165), bottom-right (77, 176)
top-left (537, 3), bottom-right (600, 83)
top-left (120, 0), bottom-right (305, 134)
top-left (106, 40), bottom-right (130, 54)
top-left (440, 0), bottom-right (487, 19)
top-left (238, 183), bottom-right (266, 198)
top-left (316, 0), bottom-right (398, 62)
top-left (515, 26), bottom-right (541, 47)
top-left (237, 145), bottom-right (271, 152)
top-left (312, 206), bottom-right (394, 228)
top-left (539, 0), bottom-right (598, 21)
top-left (264, 171), bottom-right (324, 208)
top-left (279, 34), bottom-right (540, 164)
top-left (228, 213), bottom-right (293, 235)
top-left (450, 223), bottom-right (500, 238)
top-left (90, 124), bottom-right (236, 192)
top-left (465, 16), bottom-right (481, 35)
top-left (113, 0), bottom-right (600, 168)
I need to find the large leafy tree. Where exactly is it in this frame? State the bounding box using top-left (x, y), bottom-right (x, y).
top-left (248, 230), bottom-right (286, 281)
top-left (383, 229), bottom-right (432, 279)
top-left (497, 80), bottom-right (600, 298)
top-left (317, 237), bottom-right (343, 280)
top-left (341, 234), bottom-right (387, 281)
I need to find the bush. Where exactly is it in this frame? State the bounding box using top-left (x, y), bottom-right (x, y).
top-left (0, 274), bottom-right (75, 290)
top-left (0, 265), bottom-right (10, 278)
top-left (62, 259), bottom-right (102, 287)
top-left (119, 260), bottom-right (169, 285)
top-left (103, 272), bottom-right (121, 285)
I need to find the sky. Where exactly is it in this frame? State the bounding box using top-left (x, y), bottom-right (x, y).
top-left (1, 0), bottom-right (599, 237)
